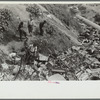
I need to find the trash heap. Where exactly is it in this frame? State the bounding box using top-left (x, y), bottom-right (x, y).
top-left (0, 39), bottom-right (100, 81)
top-left (78, 26), bottom-right (100, 44)
top-left (46, 44), bottom-right (100, 80)
top-left (75, 25), bottom-right (100, 80)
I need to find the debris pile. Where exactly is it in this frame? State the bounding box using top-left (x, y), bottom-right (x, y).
top-left (1, 42), bottom-right (100, 81)
top-left (47, 45), bottom-right (100, 80)
top-left (1, 19), bottom-right (100, 81)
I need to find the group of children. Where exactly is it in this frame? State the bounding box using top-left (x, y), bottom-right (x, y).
top-left (18, 15), bottom-right (47, 41)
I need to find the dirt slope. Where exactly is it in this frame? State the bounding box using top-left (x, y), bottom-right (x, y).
top-left (0, 4), bottom-right (29, 20)
top-left (0, 4), bottom-right (81, 56)
top-left (41, 4), bottom-right (81, 45)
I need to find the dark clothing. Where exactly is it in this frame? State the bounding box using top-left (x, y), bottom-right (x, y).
top-left (90, 76), bottom-right (100, 80)
top-left (28, 21), bottom-right (33, 33)
top-left (28, 25), bottom-right (33, 33)
top-left (39, 22), bottom-right (45, 35)
top-left (24, 45), bottom-right (38, 64)
top-left (40, 22), bottom-right (45, 29)
top-left (18, 22), bottom-right (27, 40)
top-left (25, 50), bottom-right (39, 64)
top-left (25, 49), bottom-right (31, 64)
top-left (19, 30), bottom-right (27, 40)
top-left (40, 28), bottom-right (43, 36)
top-left (18, 22), bottom-right (23, 31)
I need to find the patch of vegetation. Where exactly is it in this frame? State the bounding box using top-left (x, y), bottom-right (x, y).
top-left (26, 4), bottom-right (41, 18)
top-left (45, 23), bottom-right (54, 35)
top-left (0, 8), bottom-right (12, 32)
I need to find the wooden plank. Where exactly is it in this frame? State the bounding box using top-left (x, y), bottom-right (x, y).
top-left (52, 69), bottom-right (65, 73)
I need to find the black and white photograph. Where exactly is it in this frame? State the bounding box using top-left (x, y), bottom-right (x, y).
top-left (0, 3), bottom-right (100, 81)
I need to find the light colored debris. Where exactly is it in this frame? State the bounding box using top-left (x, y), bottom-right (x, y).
top-left (25, 65), bottom-right (34, 75)
top-left (15, 57), bottom-right (21, 62)
top-left (76, 68), bottom-right (92, 80)
top-left (13, 65), bottom-right (20, 74)
top-left (9, 52), bottom-right (17, 59)
top-left (72, 46), bottom-right (80, 51)
top-left (39, 53), bottom-right (48, 61)
top-left (4, 74), bottom-right (14, 81)
top-left (1, 62), bottom-right (9, 70)
top-left (76, 71), bottom-right (89, 80)
top-left (47, 74), bottom-right (66, 81)
top-left (79, 50), bottom-right (87, 56)
top-left (52, 69), bottom-right (65, 73)
top-left (38, 64), bottom-right (48, 81)
top-left (91, 68), bottom-right (100, 74)
top-left (79, 72), bottom-right (89, 80)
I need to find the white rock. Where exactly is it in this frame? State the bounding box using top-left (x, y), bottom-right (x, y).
top-left (9, 53), bottom-right (17, 58)
top-left (15, 57), bottom-right (21, 62)
top-left (86, 69), bottom-right (92, 74)
top-left (1, 63), bottom-right (9, 70)
top-left (47, 14), bottom-right (52, 19)
top-left (39, 54), bottom-right (48, 61)
top-left (13, 65), bottom-right (20, 74)
top-left (47, 74), bottom-right (66, 81)
top-left (78, 72), bottom-right (89, 80)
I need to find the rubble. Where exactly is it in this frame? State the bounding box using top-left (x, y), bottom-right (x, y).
top-left (12, 65), bottom-right (20, 75)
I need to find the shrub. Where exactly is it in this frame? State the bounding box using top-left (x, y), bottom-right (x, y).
top-left (26, 4), bottom-right (40, 18)
top-left (94, 13), bottom-right (100, 22)
top-left (0, 9), bottom-right (12, 21)
top-left (45, 23), bottom-right (54, 35)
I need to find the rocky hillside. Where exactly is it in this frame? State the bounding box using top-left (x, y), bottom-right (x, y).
top-left (0, 4), bottom-right (100, 81)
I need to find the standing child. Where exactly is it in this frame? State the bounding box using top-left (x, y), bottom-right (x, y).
top-left (18, 21), bottom-right (27, 41)
top-left (39, 20), bottom-right (46, 36)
